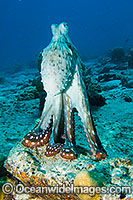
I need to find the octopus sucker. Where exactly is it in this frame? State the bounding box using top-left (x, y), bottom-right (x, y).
top-left (22, 116), bottom-right (53, 149)
top-left (22, 130), bottom-right (51, 148)
top-left (60, 147), bottom-right (77, 160)
top-left (45, 144), bottom-right (64, 157)
top-left (21, 22), bottom-right (107, 160)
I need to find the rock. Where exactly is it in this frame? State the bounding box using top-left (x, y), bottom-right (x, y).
top-left (0, 153), bottom-right (7, 188)
top-left (124, 96), bottom-right (132, 102)
top-left (4, 139), bottom-right (110, 200)
top-left (98, 73), bottom-right (117, 82)
top-left (111, 166), bottom-right (130, 185)
top-left (128, 48), bottom-right (133, 68)
top-left (126, 80), bottom-right (133, 88)
top-left (120, 76), bottom-right (129, 87)
top-left (17, 86), bottom-right (39, 101)
top-left (99, 66), bottom-right (110, 73)
top-left (0, 77), bottom-right (5, 84)
top-left (4, 143), bottom-right (91, 199)
top-left (121, 78), bottom-right (133, 88)
top-left (32, 77), bottom-right (47, 112)
top-left (3, 132), bottom-right (133, 200)
top-left (84, 78), bottom-right (106, 106)
top-left (115, 64), bottom-right (128, 70)
top-left (0, 153), bottom-right (6, 168)
top-left (98, 57), bottom-right (111, 65)
top-left (100, 80), bottom-right (121, 91)
top-left (88, 92), bottom-right (106, 106)
top-left (99, 64), bottom-right (117, 74)
top-left (111, 47), bottom-right (125, 62)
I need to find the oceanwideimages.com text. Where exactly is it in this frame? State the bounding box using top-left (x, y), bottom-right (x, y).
top-left (2, 182), bottom-right (132, 196)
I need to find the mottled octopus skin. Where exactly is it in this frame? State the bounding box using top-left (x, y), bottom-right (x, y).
top-left (22, 22), bottom-right (107, 160)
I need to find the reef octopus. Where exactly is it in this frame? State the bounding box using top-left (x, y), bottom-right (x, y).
top-left (22, 22), bottom-right (107, 160)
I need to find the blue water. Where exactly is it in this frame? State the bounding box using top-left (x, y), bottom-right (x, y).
top-left (0, 0), bottom-right (133, 67)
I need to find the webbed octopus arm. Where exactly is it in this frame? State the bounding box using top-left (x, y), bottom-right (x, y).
top-left (22, 95), bottom-right (53, 149)
top-left (44, 94), bottom-right (64, 157)
top-left (66, 62), bottom-right (106, 160)
top-left (22, 22), bottom-right (107, 161)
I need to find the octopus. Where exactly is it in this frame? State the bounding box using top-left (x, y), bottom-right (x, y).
top-left (22, 22), bottom-right (107, 161)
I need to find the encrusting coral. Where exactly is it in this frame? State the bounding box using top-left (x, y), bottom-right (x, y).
top-left (74, 170), bottom-right (103, 200)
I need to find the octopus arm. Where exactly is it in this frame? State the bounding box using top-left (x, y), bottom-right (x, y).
top-left (66, 63), bottom-right (107, 160)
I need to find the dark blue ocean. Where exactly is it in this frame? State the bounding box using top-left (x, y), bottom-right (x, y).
top-left (0, 0), bottom-right (133, 68)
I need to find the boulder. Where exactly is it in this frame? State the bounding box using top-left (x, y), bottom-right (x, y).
top-left (111, 47), bottom-right (125, 62)
top-left (4, 143), bottom-right (103, 200)
top-left (100, 80), bottom-right (121, 91)
top-left (128, 48), bottom-right (133, 68)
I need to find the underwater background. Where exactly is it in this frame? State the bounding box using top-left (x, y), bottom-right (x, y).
top-left (0, 0), bottom-right (133, 68)
top-left (0, 0), bottom-right (133, 200)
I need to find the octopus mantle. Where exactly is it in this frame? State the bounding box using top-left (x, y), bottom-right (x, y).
top-left (22, 22), bottom-right (107, 161)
